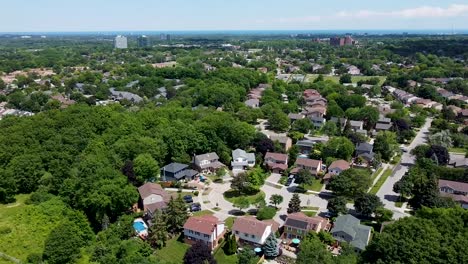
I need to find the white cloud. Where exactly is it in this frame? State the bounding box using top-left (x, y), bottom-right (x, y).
top-left (337, 4), bottom-right (468, 19)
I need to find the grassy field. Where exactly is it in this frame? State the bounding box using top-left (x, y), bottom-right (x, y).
top-left (225, 217), bottom-right (236, 229)
top-left (369, 169), bottom-right (393, 195)
top-left (371, 167), bottom-right (384, 182)
top-left (302, 179), bottom-right (324, 192)
top-left (224, 190), bottom-right (265, 205)
top-left (192, 210), bottom-right (214, 217)
top-left (214, 245), bottom-right (238, 264)
top-left (0, 195), bottom-right (67, 263)
top-left (156, 235), bottom-right (190, 263)
top-left (449, 147), bottom-right (466, 154)
top-left (305, 74), bottom-right (387, 85)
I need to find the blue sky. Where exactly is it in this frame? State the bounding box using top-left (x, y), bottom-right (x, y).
top-left (1, 0), bottom-right (468, 32)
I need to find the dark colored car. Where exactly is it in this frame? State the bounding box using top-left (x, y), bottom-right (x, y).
top-left (191, 203), bottom-right (201, 212)
top-left (285, 177), bottom-right (294, 186)
top-left (183, 195), bottom-right (193, 203)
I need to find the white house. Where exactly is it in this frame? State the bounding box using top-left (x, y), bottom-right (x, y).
top-left (231, 149), bottom-right (256, 171)
top-left (232, 217), bottom-right (276, 245)
top-left (183, 215), bottom-right (225, 250)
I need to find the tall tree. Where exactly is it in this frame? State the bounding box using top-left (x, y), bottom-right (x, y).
top-left (287, 194), bottom-right (301, 214)
top-left (269, 194), bottom-right (284, 208)
top-left (166, 195), bottom-right (188, 234)
top-left (133, 153), bottom-right (159, 183)
top-left (373, 131), bottom-right (399, 161)
top-left (323, 137), bottom-right (355, 161)
top-left (148, 209), bottom-right (168, 249)
top-left (327, 196), bottom-right (348, 216)
top-left (354, 193), bottom-right (383, 217)
top-left (327, 169), bottom-right (372, 199)
top-left (43, 222), bottom-right (86, 264)
top-left (263, 233), bottom-right (279, 258)
top-left (296, 235), bottom-right (333, 264)
top-left (183, 240), bottom-right (217, 264)
top-left (223, 232), bottom-right (237, 255)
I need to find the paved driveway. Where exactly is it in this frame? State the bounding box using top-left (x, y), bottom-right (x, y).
top-left (376, 118), bottom-right (432, 219)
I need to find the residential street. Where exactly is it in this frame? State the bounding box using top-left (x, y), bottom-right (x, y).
top-left (376, 118), bottom-right (432, 219)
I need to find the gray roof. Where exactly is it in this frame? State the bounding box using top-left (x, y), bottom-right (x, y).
top-left (356, 143), bottom-right (373, 152)
top-left (245, 99), bottom-right (259, 107)
top-left (375, 123), bottom-right (392, 130)
top-left (288, 113), bottom-right (305, 120)
top-left (284, 218), bottom-right (308, 230)
top-left (311, 116), bottom-right (326, 122)
top-left (195, 152), bottom-right (219, 161)
top-left (378, 117), bottom-right (391, 124)
top-left (110, 88), bottom-right (143, 103)
top-left (126, 80), bottom-right (139, 88)
top-left (161, 163), bottom-right (189, 174)
top-left (331, 215), bottom-right (371, 251)
top-left (296, 140), bottom-right (315, 148)
top-left (350, 120), bottom-right (364, 127)
top-left (232, 149), bottom-right (255, 162)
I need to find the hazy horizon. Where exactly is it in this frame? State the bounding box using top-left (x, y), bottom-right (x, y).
top-left (1, 1), bottom-right (468, 32)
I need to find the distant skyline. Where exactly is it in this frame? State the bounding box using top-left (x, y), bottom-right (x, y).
top-left (1, 1), bottom-right (468, 32)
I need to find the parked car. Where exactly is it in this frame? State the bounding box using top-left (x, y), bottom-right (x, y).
top-left (183, 195), bottom-right (193, 203)
top-left (285, 176), bottom-right (294, 186)
top-left (191, 203), bottom-right (201, 212)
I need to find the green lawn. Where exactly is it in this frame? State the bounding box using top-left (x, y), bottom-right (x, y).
top-left (0, 195), bottom-right (69, 262)
top-left (214, 246), bottom-right (238, 264)
top-left (225, 217), bottom-right (236, 229)
top-left (224, 190), bottom-right (265, 205)
top-left (302, 179), bottom-right (324, 192)
top-left (156, 236), bottom-right (190, 263)
top-left (369, 169), bottom-right (393, 195)
top-left (192, 210), bottom-right (214, 217)
top-left (305, 74), bottom-right (387, 85)
top-left (302, 211), bottom-right (317, 217)
top-left (449, 147), bottom-right (466, 154)
top-left (371, 167), bottom-right (384, 182)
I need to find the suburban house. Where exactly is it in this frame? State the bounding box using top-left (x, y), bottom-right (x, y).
top-left (296, 139), bottom-right (315, 155)
top-left (160, 163), bottom-right (199, 182)
top-left (375, 117), bottom-right (393, 132)
top-left (245, 98), bottom-right (260, 108)
top-left (347, 65), bottom-right (361, 75)
top-left (291, 158), bottom-right (322, 176)
top-left (439, 179), bottom-right (468, 195)
top-left (183, 215), bottom-right (225, 250)
top-left (350, 120), bottom-right (364, 131)
top-left (109, 88), bottom-right (143, 103)
top-left (231, 149), bottom-right (256, 171)
top-left (324, 160), bottom-right (351, 183)
top-left (303, 106), bottom-right (327, 118)
top-left (288, 113), bottom-right (305, 123)
top-left (330, 117), bottom-right (348, 132)
top-left (331, 215), bottom-right (372, 252)
top-left (264, 152), bottom-right (289, 173)
top-left (355, 143), bottom-right (375, 162)
top-left (193, 152), bottom-right (226, 173)
top-left (137, 183), bottom-right (171, 215)
top-left (282, 213), bottom-right (330, 240)
top-left (311, 116), bottom-right (326, 128)
top-left (270, 136), bottom-right (293, 152)
top-left (232, 216), bottom-right (278, 245)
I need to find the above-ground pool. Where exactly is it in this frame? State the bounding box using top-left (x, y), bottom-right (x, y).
top-left (133, 221), bottom-right (147, 233)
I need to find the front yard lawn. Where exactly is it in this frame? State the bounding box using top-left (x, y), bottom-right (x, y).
top-left (369, 169), bottom-right (393, 195)
top-left (214, 246), bottom-right (238, 264)
top-left (224, 190), bottom-right (265, 205)
top-left (192, 210), bottom-right (214, 217)
top-left (449, 147), bottom-right (466, 154)
top-left (302, 178), bottom-right (324, 192)
top-left (225, 217), bottom-right (236, 229)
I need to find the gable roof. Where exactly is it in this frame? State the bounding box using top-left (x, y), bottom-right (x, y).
top-left (161, 163), bottom-right (189, 174)
top-left (184, 215), bottom-right (222, 235)
top-left (295, 158), bottom-right (321, 168)
top-left (232, 149), bottom-right (255, 162)
top-left (195, 152), bottom-right (219, 161)
top-left (350, 120), bottom-right (364, 127)
top-left (265, 152), bottom-right (288, 162)
top-left (375, 123), bottom-right (392, 130)
top-left (232, 216), bottom-right (270, 237)
top-left (356, 143), bottom-right (373, 152)
top-left (329, 160), bottom-right (350, 171)
top-left (439, 179), bottom-right (468, 193)
top-left (284, 212), bottom-right (328, 232)
top-left (138, 183), bottom-right (167, 200)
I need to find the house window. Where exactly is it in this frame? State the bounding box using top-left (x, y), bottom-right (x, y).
top-left (251, 234), bottom-right (255, 238)
top-left (244, 233), bottom-right (249, 237)
top-left (297, 230), bottom-right (302, 234)
top-left (196, 232), bottom-right (200, 236)
top-left (235, 231), bottom-right (239, 235)
top-left (204, 234), bottom-right (209, 238)
top-left (287, 227), bottom-right (292, 231)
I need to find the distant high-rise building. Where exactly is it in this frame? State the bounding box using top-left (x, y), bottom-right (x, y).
top-left (137, 35), bottom-right (150, 47)
top-left (114, 35), bottom-right (128, 49)
top-left (344, 35), bottom-right (354, 45)
top-left (330, 36), bottom-right (354, 47)
top-left (160, 33), bottom-right (171, 41)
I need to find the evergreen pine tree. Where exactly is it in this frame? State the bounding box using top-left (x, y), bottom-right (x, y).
top-left (148, 209), bottom-right (168, 249)
top-left (262, 233), bottom-right (278, 258)
top-left (223, 233), bottom-right (237, 255)
top-left (166, 195), bottom-right (189, 234)
top-left (287, 193), bottom-right (301, 214)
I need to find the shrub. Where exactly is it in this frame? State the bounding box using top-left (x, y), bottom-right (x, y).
top-left (193, 191), bottom-right (199, 196)
top-left (257, 206), bottom-right (276, 220)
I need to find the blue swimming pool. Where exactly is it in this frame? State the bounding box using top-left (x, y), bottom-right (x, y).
top-left (133, 221), bottom-right (146, 233)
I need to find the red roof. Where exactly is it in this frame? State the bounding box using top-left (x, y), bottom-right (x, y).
top-left (232, 216), bottom-right (270, 237)
top-left (295, 158), bottom-right (321, 168)
top-left (183, 215), bottom-right (221, 235)
top-left (328, 160), bottom-right (351, 171)
top-left (265, 152), bottom-right (288, 162)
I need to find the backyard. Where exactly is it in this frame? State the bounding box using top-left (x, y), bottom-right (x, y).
top-left (155, 235), bottom-right (190, 263)
top-left (0, 195), bottom-right (67, 263)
